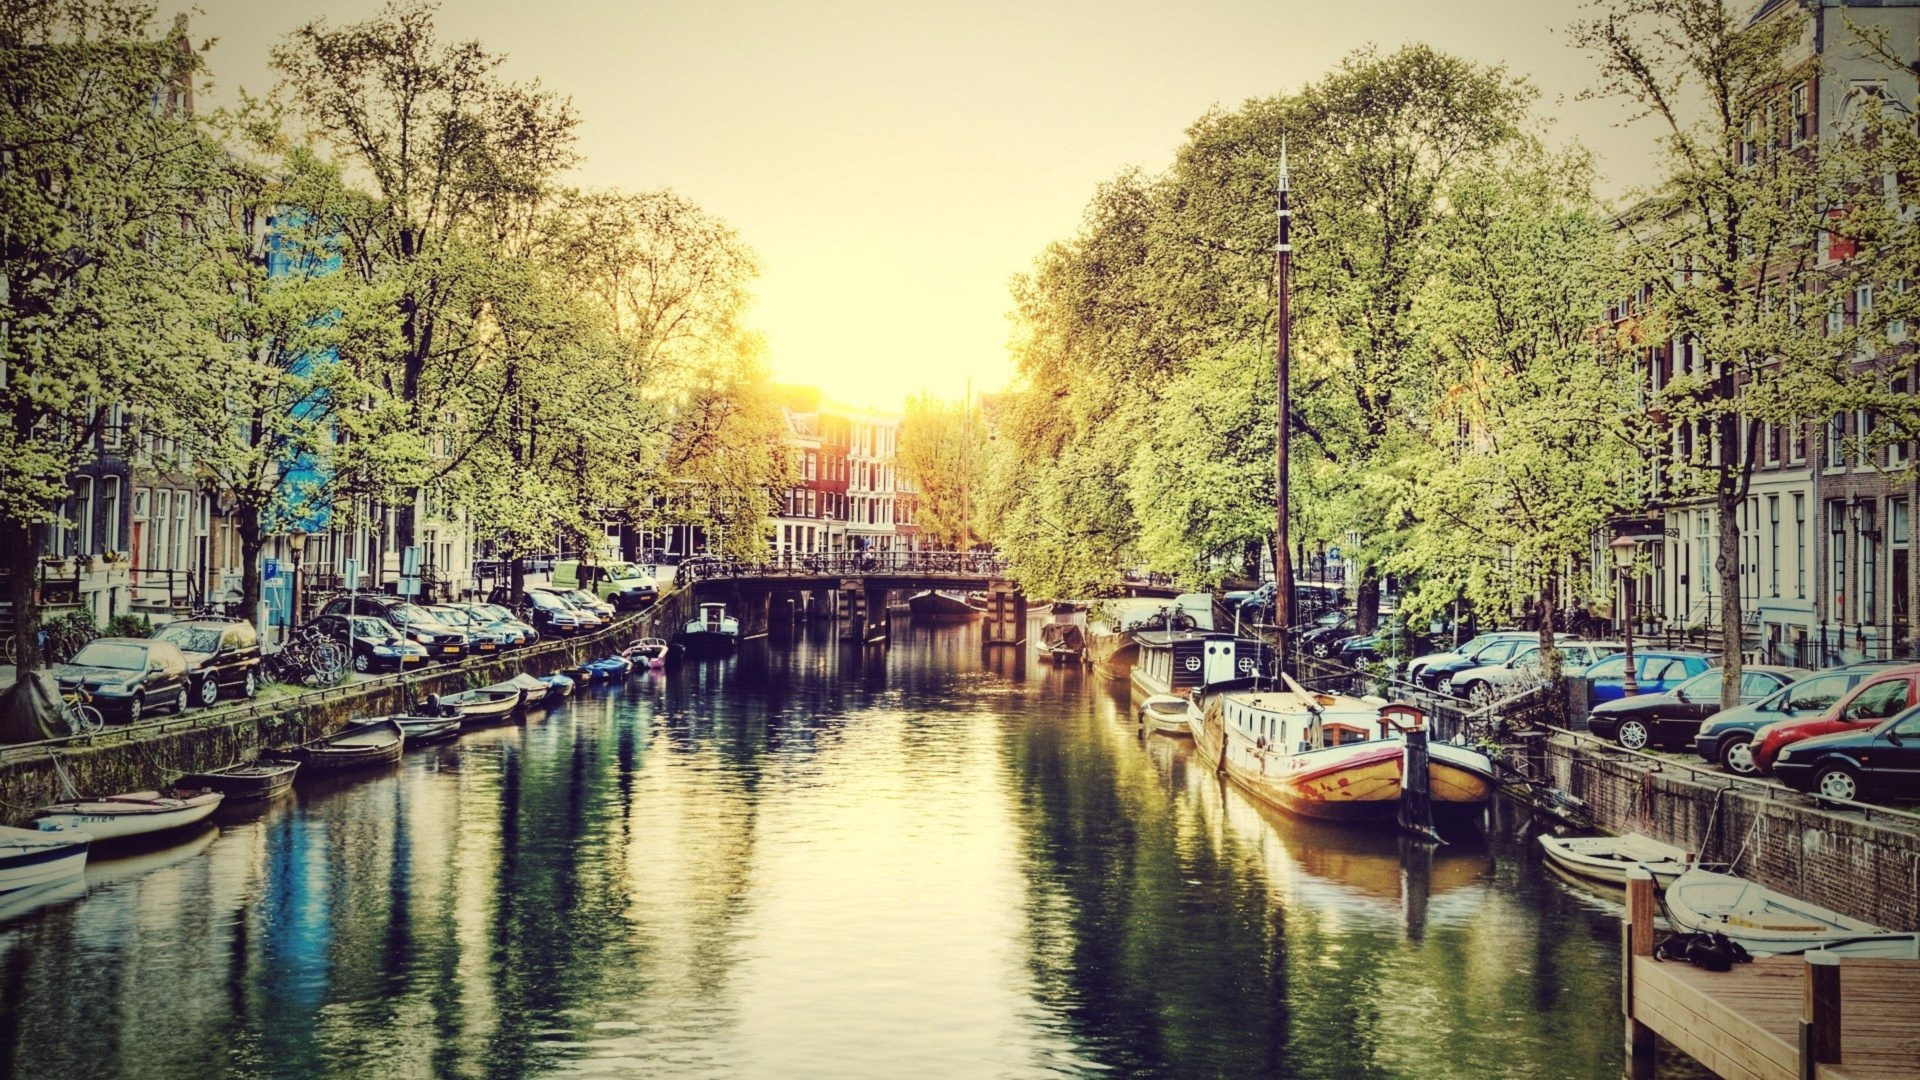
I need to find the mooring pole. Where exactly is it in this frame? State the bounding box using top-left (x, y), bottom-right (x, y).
top-left (1274, 139), bottom-right (1295, 679)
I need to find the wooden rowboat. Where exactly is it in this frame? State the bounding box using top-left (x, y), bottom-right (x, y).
top-left (391, 714), bottom-right (462, 745)
top-left (176, 760), bottom-right (299, 802)
top-left (280, 719), bottom-right (405, 771)
top-left (494, 673), bottom-right (552, 707)
top-left (1138, 694), bottom-right (1193, 736)
top-left (1537, 833), bottom-right (1689, 888)
top-left (431, 687), bottom-right (522, 722)
top-left (0, 825), bottom-right (89, 892)
top-left (1664, 868), bottom-right (1920, 958)
top-left (29, 788), bottom-right (224, 843)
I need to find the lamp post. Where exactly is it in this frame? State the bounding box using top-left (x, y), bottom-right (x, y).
top-left (288, 532), bottom-right (308, 632)
top-left (1610, 535), bottom-right (1639, 697)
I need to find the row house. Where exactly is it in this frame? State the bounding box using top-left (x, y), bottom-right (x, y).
top-left (1607, 0), bottom-right (1920, 666)
top-left (771, 387), bottom-right (914, 556)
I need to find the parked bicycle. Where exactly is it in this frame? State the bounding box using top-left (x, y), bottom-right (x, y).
top-left (263, 624), bottom-right (347, 687)
top-left (58, 686), bottom-right (104, 736)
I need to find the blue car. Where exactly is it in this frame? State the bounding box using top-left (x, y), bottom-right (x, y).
top-left (1583, 650), bottom-right (1714, 708)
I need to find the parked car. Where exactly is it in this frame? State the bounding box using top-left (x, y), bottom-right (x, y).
top-left (151, 617), bottom-right (263, 706)
top-left (1301, 613), bottom-right (1357, 657)
top-left (1449, 641), bottom-right (1624, 708)
top-left (319, 594), bottom-right (468, 662)
top-left (1582, 650), bottom-right (1714, 706)
top-left (51, 638), bottom-right (190, 722)
top-left (312, 613), bottom-right (429, 673)
top-left (469, 602), bottom-right (540, 646)
top-left (426, 604), bottom-right (511, 655)
top-left (491, 587), bottom-right (592, 636)
top-left (1587, 666), bottom-right (1806, 750)
top-left (555, 560), bottom-right (658, 610)
top-left (1421, 633), bottom-right (1564, 694)
top-left (1695, 663), bottom-right (1893, 775)
top-left (1339, 621), bottom-right (1428, 668)
top-left (539, 587), bottom-right (614, 626)
top-left (1750, 663), bottom-right (1920, 774)
top-left (1771, 704), bottom-right (1920, 802)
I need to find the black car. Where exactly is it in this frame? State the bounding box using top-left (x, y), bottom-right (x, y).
top-left (1771, 704), bottom-right (1920, 803)
top-left (319, 594), bottom-right (468, 661)
top-left (1300, 613), bottom-right (1357, 657)
top-left (1587, 666), bottom-right (1807, 750)
top-left (312, 613), bottom-right (430, 673)
top-left (488, 587), bottom-right (592, 636)
top-left (51, 637), bottom-right (190, 722)
top-left (152, 617), bottom-right (263, 707)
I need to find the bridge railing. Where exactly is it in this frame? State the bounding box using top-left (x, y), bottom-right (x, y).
top-left (674, 550), bottom-right (1008, 586)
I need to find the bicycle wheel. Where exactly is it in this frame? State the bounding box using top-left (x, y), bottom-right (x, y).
top-left (73, 703), bottom-right (104, 734)
top-left (314, 642), bottom-right (346, 678)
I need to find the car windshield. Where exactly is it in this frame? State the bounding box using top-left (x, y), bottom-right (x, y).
top-left (352, 617), bottom-right (397, 640)
top-left (154, 625), bottom-right (222, 653)
top-left (529, 593), bottom-right (565, 609)
top-left (478, 604), bottom-right (515, 621)
top-left (1674, 670), bottom-right (1721, 698)
top-left (429, 607), bottom-right (472, 627)
top-left (392, 604), bottom-right (435, 624)
top-left (69, 641), bottom-right (147, 670)
top-left (568, 591), bottom-right (602, 606)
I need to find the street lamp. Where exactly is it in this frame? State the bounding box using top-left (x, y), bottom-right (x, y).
top-left (288, 531), bottom-right (308, 632)
top-left (1609, 535), bottom-right (1639, 697)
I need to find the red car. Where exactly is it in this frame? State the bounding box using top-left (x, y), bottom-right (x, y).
top-left (1751, 664), bottom-right (1920, 774)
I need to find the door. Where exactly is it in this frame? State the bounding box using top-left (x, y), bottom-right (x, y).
top-left (1202, 638), bottom-right (1238, 685)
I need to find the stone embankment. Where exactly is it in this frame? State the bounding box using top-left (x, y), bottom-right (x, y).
top-left (1513, 731), bottom-right (1920, 932)
top-left (0, 590), bottom-right (693, 826)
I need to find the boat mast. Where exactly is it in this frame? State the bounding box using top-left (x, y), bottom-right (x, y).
top-left (1274, 138), bottom-right (1295, 676)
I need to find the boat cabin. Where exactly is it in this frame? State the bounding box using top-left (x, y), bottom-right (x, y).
top-left (1134, 632), bottom-right (1272, 694)
top-left (1217, 690), bottom-right (1377, 752)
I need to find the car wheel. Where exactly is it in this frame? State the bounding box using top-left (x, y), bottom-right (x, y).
top-left (1719, 736), bottom-right (1757, 776)
top-left (1814, 763), bottom-right (1860, 803)
top-left (1467, 682), bottom-right (1497, 708)
top-left (175, 685), bottom-right (191, 714)
top-left (353, 653), bottom-right (370, 673)
top-left (244, 670), bottom-right (257, 698)
top-left (1616, 720), bottom-right (1650, 751)
top-left (127, 692), bottom-right (143, 724)
top-left (197, 676), bottom-right (220, 707)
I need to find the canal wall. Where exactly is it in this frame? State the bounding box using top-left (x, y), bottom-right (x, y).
top-left (0, 590), bottom-right (697, 826)
top-left (1517, 733), bottom-right (1920, 932)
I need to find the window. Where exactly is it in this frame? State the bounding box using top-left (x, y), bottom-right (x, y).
top-left (72, 477), bottom-right (94, 555)
top-left (1794, 494), bottom-right (1807, 598)
top-left (1856, 410), bottom-right (1875, 466)
top-left (1768, 495), bottom-right (1780, 596)
top-left (1892, 279), bottom-right (1909, 341)
top-left (102, 477), bottom-right (121, 554)
top-left (1827, 415), bottom-right (1845, 467)
top-left (1895, 380), bottom-right (1912, 467)
top-left (1844, 678), bottom-right (1912, 721)
top-left (1791, 83), bottom-right (1809, 146)
top-left (1763, 421), bottom-right (1778, 465)
top-left (148, 489), bottom-right (168, 568)
top-left (1786, 674), bottom-right (1847, 713)
top-left (1740, 671), bottom-right (1781, 698)
top-left (174, 490), bottom-right (189, 571)
top-left (1789, 417), bottom-right (1807, 463)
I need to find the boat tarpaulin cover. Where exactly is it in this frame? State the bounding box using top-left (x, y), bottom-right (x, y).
top-left (1041, 623), bottom-right (1086, 651)
top-left (0, 671), bottom-right (65, 744)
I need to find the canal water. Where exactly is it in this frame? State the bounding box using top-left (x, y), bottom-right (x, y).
top-left (1, 619), bottom-right (1658, 1079)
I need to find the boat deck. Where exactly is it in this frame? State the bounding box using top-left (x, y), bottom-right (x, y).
top-left (1623, 872), bottom-right (1920, 1079)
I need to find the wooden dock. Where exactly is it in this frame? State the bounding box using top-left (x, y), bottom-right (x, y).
top-left (1622, 869), bottom-right (1920, 1079)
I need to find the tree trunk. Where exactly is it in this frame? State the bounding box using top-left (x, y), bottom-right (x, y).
top-left (237, 504), bottom-right (264, 623)
top-left (4, 518), bottom-right (43, 673)
top-left (1717, 491), bottom-right (1745, 710)
top-left (508, 554), bottom-right (525, 604)
top-left (1910, 423), bottom-right (1919, 660)
top-left (1355, 570), bottom-right (1380, 635)
top-left (1243, 538), bottom-right (1262, 582)
top-left (1537, 578), bottom-right (1563, 726)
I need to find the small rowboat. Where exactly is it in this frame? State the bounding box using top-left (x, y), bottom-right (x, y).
top-left (176, 760), bottom-right (299, 802)
top-left (1538, 833), bottom-right (1689, 887)
top-left (431, 687), bottom-right (522, 722)
top-left (1139, 694), bottom-right (1193, 736)
top-left (541, 674), bottom-right (575, 697)
top-left (494, 673), bottom-right (552, 707)
top-left (30, 788), bottom-right (224, 843)
top-left (280, 718), bottom-right (405, 771)
top-left (1664, 869), bottom-right (1920, 958)
top-left (582, 656), bottom-right (632, 680)
top-left (625, 638), bottom-right (671, 669)
top-left (391, 714), bottom-right (462, 745)
top-left (0, 825), bottom-right (89, 892)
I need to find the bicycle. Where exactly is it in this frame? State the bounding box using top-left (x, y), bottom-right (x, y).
top-left (58, 686), bottom-right (104, 736)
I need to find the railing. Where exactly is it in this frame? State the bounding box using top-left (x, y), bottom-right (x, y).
top-left (674, 550), bottom-right (1007, 586)
top-left (128, 567), bottom-right (200, 610)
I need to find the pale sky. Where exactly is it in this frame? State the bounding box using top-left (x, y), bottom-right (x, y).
top-left (189, 0), bottom-right (1655, 411)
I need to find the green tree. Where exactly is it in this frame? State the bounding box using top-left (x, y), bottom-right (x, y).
top-left (1575, 0), bottom-right (1843, 707)
top-left (897, 392), bottom-right (987, 550)
top-left (0, 1), bottom-right (219, 669)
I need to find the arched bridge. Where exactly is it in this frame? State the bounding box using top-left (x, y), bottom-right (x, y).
top-left (668, 552), bottom-right (1178, 646)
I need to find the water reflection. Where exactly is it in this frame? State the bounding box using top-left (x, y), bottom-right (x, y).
top-left (1, 620), bottom-right (1638, 1078)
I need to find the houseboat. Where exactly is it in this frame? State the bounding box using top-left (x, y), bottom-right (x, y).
top-left (1188, 676), bottom-right (1495, 824)
top-left (906, 590), bottom-right (985, 618)
top-left (680, 602), bottom-right (741, 652)
top-left (1129, 631), bottom-right (1272, 700)
top-left (1086, 594), bottom-right (1216, 679)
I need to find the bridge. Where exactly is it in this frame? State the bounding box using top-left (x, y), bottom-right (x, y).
top-left (669, 552), bottom-right (1179, 645)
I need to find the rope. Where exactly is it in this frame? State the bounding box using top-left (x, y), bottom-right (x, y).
top-left (1729, 802), bottom-right (1766, 876)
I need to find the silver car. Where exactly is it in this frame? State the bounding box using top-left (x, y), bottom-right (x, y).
top-left (1450, 641), bottom-right (1624, 708)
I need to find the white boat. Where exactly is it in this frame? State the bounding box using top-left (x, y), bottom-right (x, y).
top-left (625, 637), bottom-right (672, 669)
top-left (1663, 869), bottom-right (1920, 958)
top-left (1537, 833), bottom-right (1689, 887)
top-left (0, 824), bottom-right (90, 892)
top-left (681, 603), bottom-right (740, 652)
top-left (493, 672), bottom-right (552, 707)
top-left (30, 789), bottom-right (224, 843)
top-left (1139, 694), bottom-right (1194, 736)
